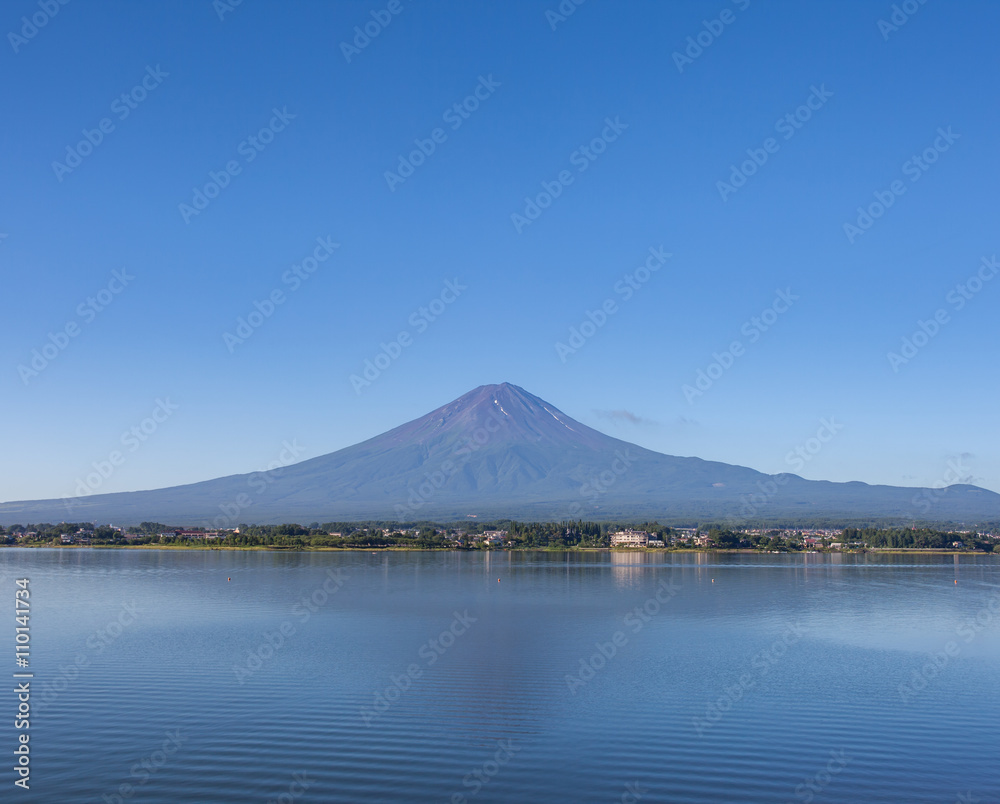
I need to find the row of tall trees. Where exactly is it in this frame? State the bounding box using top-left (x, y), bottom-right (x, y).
top-left (1, 521), bottom-right (995, 552)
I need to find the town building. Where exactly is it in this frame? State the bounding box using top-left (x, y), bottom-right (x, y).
top-left (611, 530), bottom-right (649, 547)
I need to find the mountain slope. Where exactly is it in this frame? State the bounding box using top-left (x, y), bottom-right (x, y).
top-left (1, 383), bottom-right (997, 525)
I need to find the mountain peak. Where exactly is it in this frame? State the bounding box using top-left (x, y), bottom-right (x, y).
top-left (400, 382), bottom-right (596, 449)
top-left (460, 381), bottom-right (531, 400)
top-left (2, 383), bottom-right (999, 525)
top-left (454, 382), bottom-right (548, 412)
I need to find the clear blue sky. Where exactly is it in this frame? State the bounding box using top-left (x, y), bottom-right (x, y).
top-left (2, 0), bottom-right (998, 503)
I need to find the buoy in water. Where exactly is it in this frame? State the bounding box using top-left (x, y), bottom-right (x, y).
top-left (228, 577), bottom-right (231, 582)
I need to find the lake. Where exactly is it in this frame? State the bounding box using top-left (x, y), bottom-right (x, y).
top-left (4, 549), bottom-right (998, 803)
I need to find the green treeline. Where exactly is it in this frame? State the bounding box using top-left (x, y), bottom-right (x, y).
top-left (1, 520), bottom-right (996, 552)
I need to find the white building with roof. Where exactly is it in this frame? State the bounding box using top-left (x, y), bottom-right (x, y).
top-left (611, 530), bottom-right (649, 547)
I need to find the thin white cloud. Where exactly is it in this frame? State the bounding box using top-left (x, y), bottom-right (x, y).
top-left (593, 409), bottom-right (655, 426)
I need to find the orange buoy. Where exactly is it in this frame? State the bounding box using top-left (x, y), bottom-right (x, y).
top-left (497, 578), bottom-right (500, 583)
top-left (228, 577), bottom-right (231, 582)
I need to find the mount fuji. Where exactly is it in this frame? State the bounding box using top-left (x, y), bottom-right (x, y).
top-left (1, 383), bottom-right (996, 526)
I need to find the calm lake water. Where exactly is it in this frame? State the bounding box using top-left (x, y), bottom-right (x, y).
top-left (3, 549), bottom-right (999, 803)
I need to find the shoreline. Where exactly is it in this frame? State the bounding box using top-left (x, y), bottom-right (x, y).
top-left (1, 544), bottom-right (991, 557)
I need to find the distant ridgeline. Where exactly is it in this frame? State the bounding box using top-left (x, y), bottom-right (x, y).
top-left (3, 521), bottom-right (998, 552)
